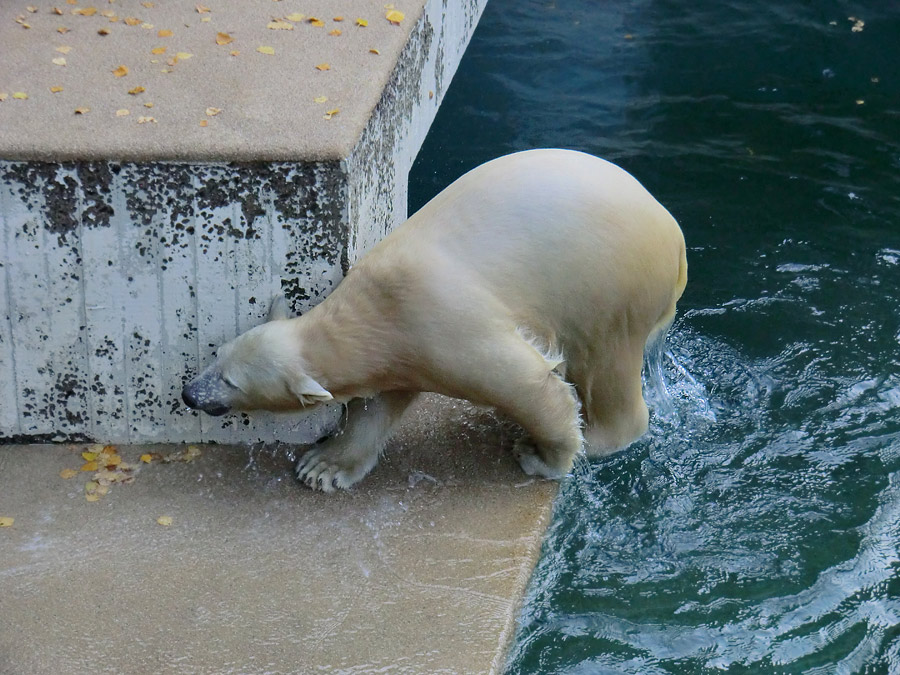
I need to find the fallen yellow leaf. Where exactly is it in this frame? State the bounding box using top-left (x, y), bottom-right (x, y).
top-left (144, 101), bottom-right (154, 108)
top-left (0, 517), bottom-right (15, 527)
top-left (12, 92), bottom-right (28, 100)
top-left (85, 481), bottom-right (98, 494)
top-left (112, 64), bottom-right (129, 77)
top-left (128, 86), bottom-right (146, 95)
top-left (199, 119), bottom-right (208, 127)
top-left (137, 116), bottom-right (157, 123)
top-left (124, 17), bottom-right (141, 26)
top-left (285, 13), bottom-right (304, 22)
top-left (80, 459), bottom-right (98, 469)
top-left (0, 93), bottom-right (7, 102)
top-left (96, 484), bottom-right (109, 496)
top-left (355, 18), bottom-right (368, 27)
top-left (157, 516), bottom-right (173, 526)
top-left (205, 107), bottom-right (222, 116)
top-left (369, 48), bottom-right (380, 55)
top-left (85, 493), bottom-right (100, 502)
top-left (82, 451), bottom-right (98, 461)
top-left (196, 4), bottom-right (211, 13)
top-left (142, 1), bottom-right (154, 7)
top-left (158, 28), bottom-right (173, 37)
top-left (323, 108), bottom-right (339, 120)
top-left (56, 45), bottom-right (72, 54)
top-left (315, 62), bottom-right (330, 71)
top-left (314, 95), bottom-right (327, 103)
top-left (308, 17), bottom-right (324, 27)
top-left (386, 9), bottom-right (404, 24)
top-left (216, 32), bottom-right (233, 45)
top-left (73, 7), bottom-right (98, 16)
top-left (141, 23), bottom-right (154, 30)
top-left (140, 454), bottom-right (153, 463)
top-left (268, 20), bottom-right (293, 30)
top-left (329, 29), bottom-right (341, 36)
top-left (104, 454), bottom-right (122, 467)
top-left (60, 468), bottom-right (78, 479)
top-left (151, 46), bottom-right (166, 54)
top-left (256, 45), bottom-right (275, 55)
top-left (333, 16), bottom-right (344, 22)
top-left (117, 108), bottom-right (130, 116)
top-left (52, 57), bottom-right (67, 66)
top-left (229, 50), bottom-right (240, 56)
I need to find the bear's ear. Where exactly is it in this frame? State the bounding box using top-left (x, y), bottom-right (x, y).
top-left (267, 294), bottom-right (290, 322)
top-left (288, 373), bottom-right (333, 406)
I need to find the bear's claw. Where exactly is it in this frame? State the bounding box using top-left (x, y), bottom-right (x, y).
top-left (513, 437), bottom-right (567, 480)
top-left (296, 447), bottom-right (362, 493)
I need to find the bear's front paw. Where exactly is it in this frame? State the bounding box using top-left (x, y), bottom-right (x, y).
top-left (513, 438), bottom-right (568, 480)
top-left (295, 444), bottom-right (373, 493)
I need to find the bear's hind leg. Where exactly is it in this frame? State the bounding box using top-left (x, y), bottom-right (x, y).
top-left (296, 391), bottom-right (418, 492)
top-left (583, 347), bottom-right (648, 454)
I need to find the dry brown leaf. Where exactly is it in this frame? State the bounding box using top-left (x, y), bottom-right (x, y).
top-left (315, 62), bottom-right (330, 71)
top-left (308, 17), bottom-right (324, 27)
top-left (53, 8), bottom-right (64, 15)
top-left (59, 468), bottom-right (78, 479)
top-left (128, 85), bottom-right (145, 94)
top-left (157, 28), bottom-right (172, 37)
top-left (98, 27), bottom-right (110, 35)
top-left (58, 26), bottom-right (70, 33)
top-left (256, 45), bottom-right (275, 55)
top-left (0, 517), bottom-right (14, 527)
top-left (112, 64), bottom-right (129, 77)
top-left (216, 32), bottom-right (233, 45)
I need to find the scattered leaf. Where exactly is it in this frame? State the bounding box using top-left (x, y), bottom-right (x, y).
top-left (140, 454), bottom-right (153, 463)
top-left (196, 4), bottom-right (211, 13)
top-left (314, 95), bottom-right (327, 103)
top-left (229, 50), bottom-right (240, 56)
top-left (56, 45), bottom-right (72, 54)
top-left (385, 9), bottom-right (404, 24)
top-left (112, 64), bottom-right (129, 77)
top-left (216, 32), bottom-right (233, 45)
top-left (104, 454), bottom-right (122, 467)
top-left (157, 515), bottom-right (173, 526)
top-left (13, 92), bottom-right (28, 100)
top-left (141, 23), bottom-right (154, 29)
top-left (151, 46), bottom-right (166, 54)
top-left (285, 13), bottom-right (304, 22)
top-left (84, 481), bottom-right (98, 495)
top-left (82, 451), bottom-right (98, 461)
top-left (333, 16), bottom-right (344, 22)
top-left (308, 17), bottom-right (325, 27)
top-left (157, 28), bottom-right (172, 37)
top-left (256, 45), bottom-right (275, 55)
top-left (355, 18), bottom-right (368, 27)
top-left (369, 48), bottom-right (380, 55)
top-left (856, 99), bottom-right (865, 105)
top-left (95, 484), bottom-right (109, 496)
top-left (72, 7), bottom-right (98, 16)
top-left (0, 93), bottom-right (7, 102)
top-left (268, 19), bottom-right (293, 30)
top-left (329, 29), bottom-right (341, 36)
top-left (323, 108), bottom-right (339, 119)
top-left (137, 116), bottom-right (157, 123)
top-left (205, 106), bottom-right (222, 116)
top-left (315, 62), bottom-right (330, 71)
top-left (124, 17), bottom-right (141, 26)
top-left (27, 6), bottom-right (38, 12)
top-left (128, 85), bottom-right (145, 94)
top-left (115, 109), bottom-right (129, 116)
top-left (101, 10), bottom-right (116, 18)
top-left (175, 52), bottom-right (194, 60)
top-left (201, 16), bottom-right (211, 23)
top-left (52, 57), bottom-right (67, 66)
top-left (85, 493), bottom-right (100, 502)
top-left (98, 27), bottom-right (110, 35)
top-left (53, 8), bottom-right (64, 15)
top-left (58, 27), bottom-right (70, 34)
top-left (0, 517), bottom-right (14, 527)
top-left (50, 86), bottom-right (64, 93)
top-left (80, 459), bottom-right (98, 469)
top-left (144, 101), bottom-right (154, 107)
top-left (199, 119), bottom-right (208, 127)
top-left (60, 468), bottom-right (78, 479)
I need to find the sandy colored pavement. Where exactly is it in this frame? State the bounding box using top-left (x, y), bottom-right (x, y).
top-left (0, 395), bottom-right (557, 674)
top-left (0, 0), bottom-right (428, 161)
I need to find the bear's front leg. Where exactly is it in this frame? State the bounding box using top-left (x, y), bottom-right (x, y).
top-left (296, 391), bottom-right (419, 492)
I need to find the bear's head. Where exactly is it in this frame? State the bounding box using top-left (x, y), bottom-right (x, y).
top-left (181, 296), bottom-right (333, 417)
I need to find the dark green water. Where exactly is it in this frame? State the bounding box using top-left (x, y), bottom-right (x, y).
top-left (410, 1), bottom-right (900, 672)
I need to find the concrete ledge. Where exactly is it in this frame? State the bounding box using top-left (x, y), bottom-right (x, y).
top-left (0, 395), bottom-right (557, 674)
top-left (1, 0), bottom-right (487, 443)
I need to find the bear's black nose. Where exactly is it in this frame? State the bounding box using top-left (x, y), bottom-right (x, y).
top-left (182, 386), bottom-right (199, 409)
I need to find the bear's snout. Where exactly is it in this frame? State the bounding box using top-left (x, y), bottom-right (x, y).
top-left (182, 379), bottom-right (231, 417)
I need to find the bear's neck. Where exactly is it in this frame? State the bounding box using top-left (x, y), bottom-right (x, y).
top-left (291, 287), bottom-right (405, 400)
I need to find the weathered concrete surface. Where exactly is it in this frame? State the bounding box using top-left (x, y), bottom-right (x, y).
top-left (0, 395), bottom-right (558, 674)
top-left (0, 0), bottom-right (488, 443)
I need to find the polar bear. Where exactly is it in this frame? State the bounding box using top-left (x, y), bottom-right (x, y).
top-left (182, 149), bottom-right (687, 492)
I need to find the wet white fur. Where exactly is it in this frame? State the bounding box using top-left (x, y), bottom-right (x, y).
top-left (185, 149), bottom-right (688, 491)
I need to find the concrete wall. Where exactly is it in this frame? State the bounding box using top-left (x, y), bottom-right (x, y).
top-left (0, 0), bottom-right (487, 444)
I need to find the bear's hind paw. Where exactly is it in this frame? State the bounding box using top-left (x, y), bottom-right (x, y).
top-left (513, 438), bottom-right (569, 480)
top-left (295, 447), bottom-right (370, 493)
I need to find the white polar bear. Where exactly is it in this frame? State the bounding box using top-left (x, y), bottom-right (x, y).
top-left (182, 149), bottom-right (687, 492)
